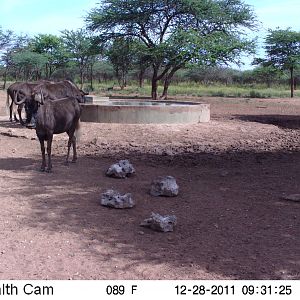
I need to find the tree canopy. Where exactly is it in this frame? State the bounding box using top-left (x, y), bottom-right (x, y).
top-left (254, 28), bottom-right (300, 97)
top-left (0, 26), bottom-right (13, 49)
top-left (61, 29), bottom-right (99, 88)
top-left (30, 34), bottom-right (67, 78)
top-left (86, 0), bottom-right (258, 99)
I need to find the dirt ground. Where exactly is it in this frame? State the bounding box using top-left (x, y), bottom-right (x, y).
top-left (0, 90), bottom-right (299, 280)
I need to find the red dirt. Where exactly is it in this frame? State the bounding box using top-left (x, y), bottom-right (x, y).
top-left (0, 91), bottom-right (299, 279)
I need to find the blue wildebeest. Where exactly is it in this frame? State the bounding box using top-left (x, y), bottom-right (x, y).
top-left (22, 90), bottom-right (83, 172)
top-left (6, 81), bottom-right (43, 125)
top-left (31, 80), bottom-right (88, 102)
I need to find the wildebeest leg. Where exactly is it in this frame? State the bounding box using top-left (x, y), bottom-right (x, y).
top-left (11, 103), bottom-right (19, 123)
top-left (18, 104), bottom-right (25, 125)
top-left (65, 131), bottom-right (76, 165)
top-left (46, 136), bottom-right (53, 172)
top-left (12, 103), bottom-right (19, 122)
top-left (25, 103), bottom-right (31, 124)
top-left (39, 139), bottom-right (46, 172)
top-left (13, 113), bottom-right (19, 122)
top-left (9, 102), bottom-right (13, 122)
top-left (71, 135), bottom-right (77, 163)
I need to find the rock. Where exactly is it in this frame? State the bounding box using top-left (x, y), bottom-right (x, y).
top-left (140, 212), bottom-right (177, 232)
top-left (100, 189), bottom-right (135, 208)
top-left (106, 160), bottom-right (135, 178)
top-left (281, 194), bottom-right (300, 203)
top-left (150, 176), bottom-right (179, 197)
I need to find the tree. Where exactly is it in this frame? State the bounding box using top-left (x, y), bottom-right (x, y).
top-left (0, 30), bottom-right (31, 87)
top-left (0, 26), bottom-right (13, 50)
top-left (93, 59), bottom-right (114, 82)
top-left (251, 65), bottom-right (281, 88)
top-left (86, 0), bottom-right (257, 99)
top-left (30, 34), bottom-right (68, 79)
top-left (106, 37), bottom-right (135, 89)
top-left (11, 50), bottom-right (47, 80)
top-left (61, 29), bottom-right (99, 88)
top-left (254, 28), bottom-right (300, 97)
top-left (0, 27), bottom-right (13, 88)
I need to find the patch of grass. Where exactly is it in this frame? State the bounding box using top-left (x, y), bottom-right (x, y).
top-left (88, 81), bottom-right (300, 99)
top-left (249, 90), bottom-right (263, 98)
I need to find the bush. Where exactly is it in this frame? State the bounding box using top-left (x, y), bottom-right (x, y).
top-left (249, 90), bottom-right (262, 98)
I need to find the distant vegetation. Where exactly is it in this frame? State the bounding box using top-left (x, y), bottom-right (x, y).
top-left (1, 0), bottom-right (300, 99)
top-left (84, 78), bottom-right (300, 99)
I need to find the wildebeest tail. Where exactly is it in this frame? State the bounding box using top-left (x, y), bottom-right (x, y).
top-left (74, 119), bottom-right (82, 143)
top-left (6, 90), bottom-right (10, 114)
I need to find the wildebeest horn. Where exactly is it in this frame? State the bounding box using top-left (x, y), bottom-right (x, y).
top-left (35, 89), bottom-right (44, 104)
top-left (13, 90), bottom-right (27, 105)
top-left (41, 89), bottom-right (45, 104)
top-left (80, 89), bottom-right (89, 95)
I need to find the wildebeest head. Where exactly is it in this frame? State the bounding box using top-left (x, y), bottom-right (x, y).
top-left (24, 89), bottom-right (45, 125)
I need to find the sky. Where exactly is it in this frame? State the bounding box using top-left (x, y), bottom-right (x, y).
top-left (0, 0), bottom-right (97, 35)
top-left (1, 0), bottom-right (300, 69)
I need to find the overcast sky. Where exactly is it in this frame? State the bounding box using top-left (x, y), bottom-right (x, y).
top-left (0, 0), bottom-right (299, 69)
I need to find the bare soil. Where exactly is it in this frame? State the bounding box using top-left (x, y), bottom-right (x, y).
top-left (0, 91), bottom-right (299, 280)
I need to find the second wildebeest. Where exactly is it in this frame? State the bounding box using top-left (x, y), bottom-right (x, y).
top-left (31, 80), bottom-right (88, 103)
top-left (6, 81), bottom-right (42, 125)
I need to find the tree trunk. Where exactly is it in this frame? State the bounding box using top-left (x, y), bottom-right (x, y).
top-left (138, 62), bottom-right (148, 88)
top-left (151, 67), bottom-right (159, 100)
top-left (161, 76), bottom-right (171, 100)
top-left (290, 67), bottom-right (294, 98)
top-left (116, 69), bottom-right (126, 90)
top-left (138, 68), bottom-right (145, 88)
top-left (160, 65), bottom-right (182, 100)
top-left (90, 63), bottom-right (94, 91)
top-left (123, 73), bottom-right (127, 88)
top-left (45, 64), bottom-right (48, 79)
top-left (80, 68), bottom-right (84, 90)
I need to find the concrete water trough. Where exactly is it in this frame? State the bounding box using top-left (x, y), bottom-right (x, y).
top-left (80, 97), bottom-right (210, 124)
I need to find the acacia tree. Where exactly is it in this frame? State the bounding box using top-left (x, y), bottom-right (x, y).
top-left (86, 0), bottom-right (257, 99)
top-left (61, 29), bottom-right (98, 88)
top-left (1, 31), bottom-right (32, 87)
top-left (0, 27), bottom-right (13, 88)
top-left (30, 34), bottom-right (68, 79)
top-left (0, 27), bottom-right (13, 50)
top-left (11, 50), bottom-right (47, 80)
top-left (251, 65), bottom-right (281, 88)
top-left (106, 37), bottom-right (135, 89)
top-left (254, 28), bottom-right (300, 98)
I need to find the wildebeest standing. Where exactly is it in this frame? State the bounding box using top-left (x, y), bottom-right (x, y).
top-left (28, 92), bottom-right (82, 172)
top-left (6, 80), bottom-right (51, 125)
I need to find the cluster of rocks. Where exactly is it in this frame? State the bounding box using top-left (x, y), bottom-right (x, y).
top-left (100, 159), bottom-right (179, 232)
